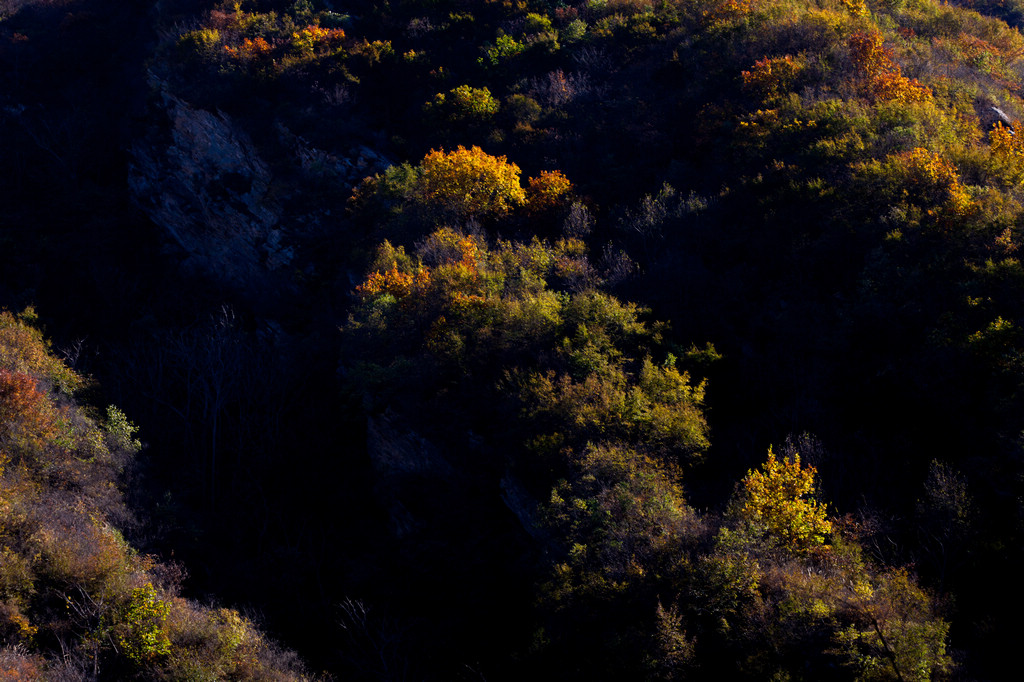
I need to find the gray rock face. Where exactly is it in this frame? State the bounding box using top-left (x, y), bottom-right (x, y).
top-left (367, 411), bottom-right (454, 480)
top-left (276, 123), bottom-right (391, 185)
top-left (129, 88), bottom-right (288, 288)
top-left (500, 472), bottom-right (548, 544)
top-left (979, 103), bottom-right (1019, 135)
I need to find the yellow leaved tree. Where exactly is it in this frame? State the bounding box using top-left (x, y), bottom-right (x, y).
top-left (733, 448), bottom-right (832, 554)
top-left (415, 145), bottom-right (527, 220)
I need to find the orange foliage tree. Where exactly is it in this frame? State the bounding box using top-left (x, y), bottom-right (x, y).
top-left (0, 309), bottom-right (82, 393)
top-left (0, 369), bottom-right (57, 459)
top-left (526, 169), bottom-right (574, 214)
top-left (849, 32), bottom-right (931, 104)
top-left (224, 36), bottom-right (273, 61)
top-left (355, 256), bottom-right (431, 300)
top-left (988, 121), bottom-right (1024, 185)
top-left (897, 147), bottom-right (973, 217)
top-left (858, 147), bottom-right (974, 223)
top-left (989, 121), bottom-right (1024, 160)
top-left (290, 25), bottom-right (345, 57)
top-left (741, 55), bottom-right (803, 101)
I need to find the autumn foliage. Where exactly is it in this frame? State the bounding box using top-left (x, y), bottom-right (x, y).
top-left (849, 32), bottom-right (932, 104)
top-left (416, 145), bottom-right (527, 219)
top-left (741, 55), bottom-right (803, 101)
top-left (0, 310), bottom-right (308, 680)
top-left (703, 0), bottom-right (754, 26)
top-left (223, 36), bottom-right (272, 61)
top-left (859, 147), bottom-right (975, 223)
top-left (0, 369), bottom-right (56, 459)
top-left (355, 252), bottom-right (431, 300)
top-left (526, 170), bottom-right (574, 214)
top-left (987, 121), bottom-right (1024, 184)
top-left (736, 448), bottom-right (832, 553)
top-left (290, 25), bottom-right (345, 57)
top-left (19, 0), bottom-right (1024, 675)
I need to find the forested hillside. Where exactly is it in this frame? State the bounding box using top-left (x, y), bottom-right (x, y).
top-left (4, 0), bottom-right (1024, 679)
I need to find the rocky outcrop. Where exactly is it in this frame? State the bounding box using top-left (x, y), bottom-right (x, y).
top-left (979, 102), bottom-right (1019, 134)
top-left (276, 123), bottom-right (390, 186)
top-left (499, 472), bottom-right (548, 544)
top-left (129, 87), bottom-right (288, 289)
top-left (367, 411), bottom-right (454, 480)
top-left (129, 85), bottom-right (394, 297)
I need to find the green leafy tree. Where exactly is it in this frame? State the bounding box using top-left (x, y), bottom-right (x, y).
top-left (101, 582), bottom-right (172, 665)
top-left (833, 569), bottom-right (952, 682)
top-left (426, 84), bottom-right (501, 123)
top-left (480, 33), bottom-right (525, 67)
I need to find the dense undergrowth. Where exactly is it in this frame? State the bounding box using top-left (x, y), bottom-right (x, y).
top-left (0, 310), bottom-right (309, 679)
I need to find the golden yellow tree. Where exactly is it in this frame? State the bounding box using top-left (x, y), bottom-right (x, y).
top-left (741, 55), bottom-right (803, 101)
top-left (737, 448), bottom-right (832, 553)
top-left (415, 145), bottom-right (527, 219)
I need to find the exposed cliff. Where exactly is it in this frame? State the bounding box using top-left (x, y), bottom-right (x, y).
top-left (128, 80), bottom-right (393, 307)
top-left (129, 85), bottom-right (287, 291)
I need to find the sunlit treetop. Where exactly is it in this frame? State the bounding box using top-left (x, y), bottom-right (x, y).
top-left (735, 448), bottom-right (832, 554)
top-left (415, 145), bottom-right (528, 220)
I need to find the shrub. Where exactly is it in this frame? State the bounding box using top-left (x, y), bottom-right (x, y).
top-left (102, 583), bottom-right (172, 665)
top-left (730, 448), bottom-right (832, 554)
top-left (177, 28), bottom-right (223, 63)
top-left (480, 33), bottom-right (525, 67)
top-left (525, 13), bottom-right (554, 34)
top-left (427, 84), bottom-right (500, 123)
top-left (741, 54), bottom-right (804, 101)
top-left (848, 31), bottom-right (932, 104)
top-left (562, 18), bottom-right (589, 43)
top-left (527, 170), bottom-right (574, 213)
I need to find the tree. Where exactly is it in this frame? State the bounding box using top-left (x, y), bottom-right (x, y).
top-left (0, 368), bottom-right (57, 463)
top-left (848, 32), bottom-right (931, 104)
top-left (915, 460), bottom-right (974, 591)
top-left (732, 448), bottom-right (832, 554)
top-left (426, 84), bottom-right (501, 123)
top-left (101, 583), bottom-right (172, 665)
top-left (527, 170), bottom-right (574, 215)
top-left (834, 569), bottom-right (952, 682)
top-left (415, 145), bottom-right (527, 220)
